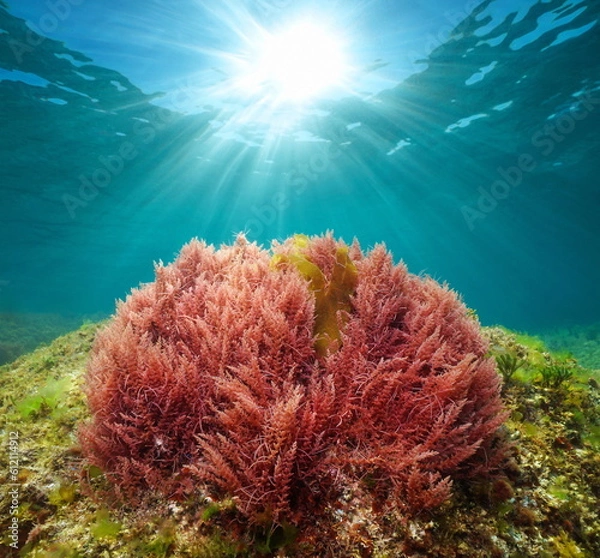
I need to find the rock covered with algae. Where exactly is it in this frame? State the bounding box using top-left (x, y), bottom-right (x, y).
top-left (79, 233), bottom-right (507, 524)
top-left (0, 237), bottom-right (599, 557)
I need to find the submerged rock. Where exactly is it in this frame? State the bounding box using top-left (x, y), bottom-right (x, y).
top-left (0, 303), bottom-right (599, 557)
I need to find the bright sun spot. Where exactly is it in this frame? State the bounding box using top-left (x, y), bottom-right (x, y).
top-left (253, 21), bottom-right (348, 102)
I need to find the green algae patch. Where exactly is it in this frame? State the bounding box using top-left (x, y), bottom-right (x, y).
top-left (15, 377), bottom-right (72, 420)
top-left (582, 424), bottom-right (600, 449)
top-left (90, 509), bottom-right (122, 540)
top-left (548, 476), bottom-right (571, 502)
top-left (48, 483), bottom-right (78, 507)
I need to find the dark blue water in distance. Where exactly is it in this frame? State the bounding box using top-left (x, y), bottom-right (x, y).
top-left (0, 0), bottom-right (599, 352)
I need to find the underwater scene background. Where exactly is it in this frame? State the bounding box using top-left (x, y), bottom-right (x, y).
top-left (0, 0), bottom-right (599, 353)
top-left (2, 2), bottom-right (600, 557)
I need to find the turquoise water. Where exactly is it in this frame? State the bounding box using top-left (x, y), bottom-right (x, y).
top-left (0, 0), bottom-right (598, 341)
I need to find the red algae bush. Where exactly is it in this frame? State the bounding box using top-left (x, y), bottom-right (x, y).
top-left (80, 234), bottom-right (507, 523)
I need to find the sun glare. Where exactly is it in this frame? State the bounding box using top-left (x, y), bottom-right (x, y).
top-left (254, 21), bottom-right (348, 102)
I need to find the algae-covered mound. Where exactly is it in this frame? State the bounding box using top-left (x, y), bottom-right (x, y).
top-left (0, 322), bottom-right (599, 557)
top-left (80, 234), bottom-right (507, 524)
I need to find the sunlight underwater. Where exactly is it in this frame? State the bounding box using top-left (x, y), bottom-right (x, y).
top-left (1, 0), bottom-right (600, 556)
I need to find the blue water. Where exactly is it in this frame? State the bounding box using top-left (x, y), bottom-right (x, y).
top-left (0, 0), bottom-right (599, 339)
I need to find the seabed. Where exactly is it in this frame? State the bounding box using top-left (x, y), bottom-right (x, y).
top-left (0, 322), bottom-right (599, 557)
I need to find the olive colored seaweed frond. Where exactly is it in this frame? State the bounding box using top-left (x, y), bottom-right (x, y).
top-left (539, 363), bottom-right (574, 388)
top-left (495, 352), bottom-right (527, 382)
